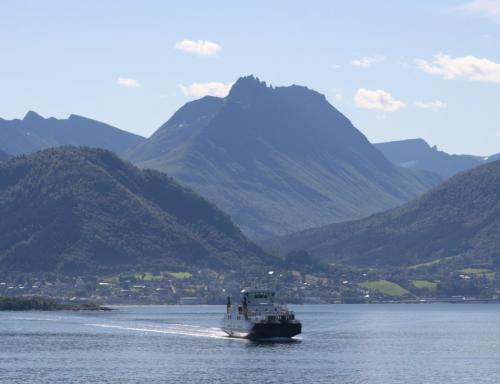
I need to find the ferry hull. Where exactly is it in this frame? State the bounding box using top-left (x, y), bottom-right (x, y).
top-left (249, 322), bottom-right (301, 340)
top-left (222, 322), bottom-right (301, 340)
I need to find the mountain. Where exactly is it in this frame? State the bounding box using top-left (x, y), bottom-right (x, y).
top-left (0, 150), bottom-right (10, 161)
top-left (0, 146), bottom-right (272, 275)
top-left (264, 159), bottom-right (500, 268)
top-left (374, 138), bottom-right (497, 179)
top-left (128, 76), bottom-right (441, 239)
top-left (0, 111), bottom-right (144, 156)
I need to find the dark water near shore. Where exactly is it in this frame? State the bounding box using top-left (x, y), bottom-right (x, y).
top-left (1, 304), bottom-right (500, 383)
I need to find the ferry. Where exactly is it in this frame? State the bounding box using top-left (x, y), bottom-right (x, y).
top-left (221, 289), bottom-right (301, 340)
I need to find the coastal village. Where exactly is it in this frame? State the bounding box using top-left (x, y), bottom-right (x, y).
top-left (2, 267), bottom-right (499, 305)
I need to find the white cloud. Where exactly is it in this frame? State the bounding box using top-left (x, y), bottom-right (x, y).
top-left (174, 39), bottom-right (221, 56)
top-left (354, 88), bottom-right (405, 112)
top-left (351, 55), bottom-right (385, 68)
top-left (116, 78), bottom-right (141, 88)
top-left (332, 93), bottom-right (343, 102)
top-left (179, 81), bottom-right (234, 97)
top-left (330, 88), bottom-right (343, 102)
top-left (416, 53), bottom-right (500, 83)
top-left (415, 100), bottom-right (448, 112)
top-left (459, 0), bottom-right (500, 23)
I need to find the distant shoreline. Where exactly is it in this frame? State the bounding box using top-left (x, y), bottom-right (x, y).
top-left (78, 300), bottom-right (500, 307)
top-left (4, 296), bottom-right (500, 310)
top-left (0, 296), bottom-right (111, 311)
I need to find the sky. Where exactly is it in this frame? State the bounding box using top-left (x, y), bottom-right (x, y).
top-left (1, 0), bottom-right (500, 155)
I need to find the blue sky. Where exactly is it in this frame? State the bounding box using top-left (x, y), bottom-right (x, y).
top-left (1, 0), bottom-right (500, 155)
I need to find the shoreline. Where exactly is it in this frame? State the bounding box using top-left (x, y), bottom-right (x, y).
top-left (0, 296), bottom-right (112, 311)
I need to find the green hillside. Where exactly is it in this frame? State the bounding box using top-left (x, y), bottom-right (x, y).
top-left (0, 147), bottom-right (273, 275)
top-left (264, 159), bottom-right (500, 269)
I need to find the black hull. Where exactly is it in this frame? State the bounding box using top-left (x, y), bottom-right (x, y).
top-left (248, 322), bottom-right (301, 340)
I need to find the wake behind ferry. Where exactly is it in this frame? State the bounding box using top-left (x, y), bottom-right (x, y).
top-left (221, 289), bottom-right (301, 340)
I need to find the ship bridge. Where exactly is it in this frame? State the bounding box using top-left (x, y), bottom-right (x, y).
top-left (242, 289), bottom-right (276, 306)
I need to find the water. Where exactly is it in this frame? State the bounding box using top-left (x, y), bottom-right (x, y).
top-left (1, 304), bottom-right (500, 383)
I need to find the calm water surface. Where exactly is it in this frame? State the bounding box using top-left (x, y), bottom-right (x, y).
top-left (1, 304), bottom-right (500, 383)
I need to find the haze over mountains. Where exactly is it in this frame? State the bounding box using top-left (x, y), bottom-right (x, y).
top-left (128, 76), bottom-right (440, 239)
top-left (0, 147), bottom-right (272, 275)
top-left (265, 159), bottom-right (500, 269)
top-left (376, 139), bottom-right (500, 179)
top-left (0, 111), bottom-right (144, 156)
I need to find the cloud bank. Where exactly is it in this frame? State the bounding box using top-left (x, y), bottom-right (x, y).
top-left (116, 78), bottom-right (141, 88)
top-left (415, 100), bottom-right (447, 111)
top-left (179, 81), bottom-right (234, 97)
top-left (459, 0), bottom-right (500, 23)
top-left (354, 88), bottom-right (405, 112)
top-left (174, 39), bottom-right (222, 56)
top-left (416, 53), bottom-right (500, 83)
top-left (351, 55), bottom-right (385, 68)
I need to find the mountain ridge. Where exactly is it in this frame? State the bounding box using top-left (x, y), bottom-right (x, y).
top-left (0, 111), bottom-right (145, 156)
top-left (375, 138), bottom-right (499, 179)
top-left (128, 75), bottom-right (441, 239)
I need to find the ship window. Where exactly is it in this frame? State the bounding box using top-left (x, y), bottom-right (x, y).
top-left (254, 293), bottom-right (268, 299)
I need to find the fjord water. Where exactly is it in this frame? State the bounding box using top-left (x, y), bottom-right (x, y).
top-left (1, 305), bottom-right (500, 383)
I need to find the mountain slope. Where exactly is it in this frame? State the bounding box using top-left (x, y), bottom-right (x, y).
top-left (264, 160), bottom-right (500, 268)
top-left (129, 76), bottom-right (441, 239)
top-left (0, 150), bottom-right (10, 161)
top-left (0, 111), bottom-right (144, 156)
top-left (375, 138), bottom-right (495, 179)
top-left (0, 147), bottom-right (272, 275)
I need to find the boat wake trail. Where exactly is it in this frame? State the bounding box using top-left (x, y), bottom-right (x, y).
top-left (85, 322), bottom-right (240, 340)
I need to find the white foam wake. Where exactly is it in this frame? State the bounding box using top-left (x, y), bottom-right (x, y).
top-left (85, 322), bottom-right (242, 341)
